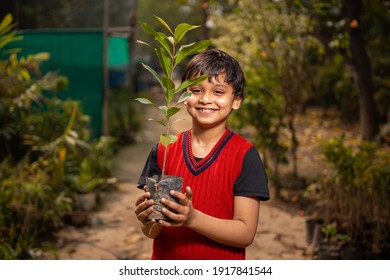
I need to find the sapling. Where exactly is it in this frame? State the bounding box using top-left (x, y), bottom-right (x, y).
top-left (135, 16), bottom-right (210, 220)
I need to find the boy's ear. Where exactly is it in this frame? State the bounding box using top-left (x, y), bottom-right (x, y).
top-left (232, 96), bottom-right (242, 110)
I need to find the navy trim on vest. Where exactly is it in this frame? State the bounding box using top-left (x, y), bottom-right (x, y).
top-left (183, 129), bottom-right (235, 176)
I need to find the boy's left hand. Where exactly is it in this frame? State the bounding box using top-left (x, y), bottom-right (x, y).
top-left (159, 186), bottom-right (196, 227)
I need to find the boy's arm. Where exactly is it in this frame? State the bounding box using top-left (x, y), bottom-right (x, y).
top-left (191, 196), bottom-right (260, 248)
top-left (160, 189), bottom-right (260, 248)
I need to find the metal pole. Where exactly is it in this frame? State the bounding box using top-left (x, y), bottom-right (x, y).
top-left (128, 0), bottom-right (138, 94)
top-left (102, 0), bottom-right (110, 136)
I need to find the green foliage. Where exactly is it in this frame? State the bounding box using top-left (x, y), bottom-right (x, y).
top-left (300, 0), bottom-right (390, 123)
top-left (322, 137), bottom-right (390, 254)
top-left (0, 14), bottom-right (116, 259)
top-left (136, 16), bottom-right (209, 112)
top-left (135, 16), bottom-right (210, 175)
top-left (210, 0), bottom-right (323, 194)
top-left (311, 54), bottom-right (359, 121)
top-left (0, 157), bottom-right (73, 259)
top-left (108, 87), bottom-right (141, 145)
top-left (136, 1), bottom-right (206, 52)
top-left (210, 0), bottom-right (390, 142)
top-left (0, 14), bottom-right (23, 56)
top-left (232, 57), bottom-right (288, 164)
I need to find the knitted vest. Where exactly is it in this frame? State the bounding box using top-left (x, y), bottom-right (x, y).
top-left (152, 129), bottom-right (254, 260)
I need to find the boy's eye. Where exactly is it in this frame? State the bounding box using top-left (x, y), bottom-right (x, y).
top-left (190, 88), bottom-right (202, 93)
top-left (215, 90), bottom-right (224, 95)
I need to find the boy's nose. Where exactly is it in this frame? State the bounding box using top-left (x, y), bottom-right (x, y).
top-left (199, 92), bottom-right (212, 103)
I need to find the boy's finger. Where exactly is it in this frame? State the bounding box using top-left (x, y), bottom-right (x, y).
top-left (185, 186), bottom-right (192, 201)
top-left (135, 192), bottom-right (150, 206)
top-left (161, 207), bottom-right (180, 224)
top-left (160, 197), bottom-right (177, 210)
top-left (169, 190), bottom-right (186, 200)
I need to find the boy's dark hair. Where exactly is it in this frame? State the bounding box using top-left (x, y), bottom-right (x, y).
top-left (182, 48), bottom-right (245, 99)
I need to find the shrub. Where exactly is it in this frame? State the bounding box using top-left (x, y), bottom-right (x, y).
top-left (0, 13), bottom-right (116, 259)
top-left (321, 136), bottom-right (390, 257)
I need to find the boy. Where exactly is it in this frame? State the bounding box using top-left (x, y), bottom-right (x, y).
top-left (134, 48), bottom-right (269, 259)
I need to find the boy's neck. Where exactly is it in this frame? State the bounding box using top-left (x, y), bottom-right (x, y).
top-left (190, 126), bottom-right (227, 158)
top-left (192, 125), bottom-right (227, 141)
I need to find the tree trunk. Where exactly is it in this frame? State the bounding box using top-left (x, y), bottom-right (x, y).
top-left (345, 0), bottom-right (379, 140)
top-left (201, 1), bottom-right (210, 40)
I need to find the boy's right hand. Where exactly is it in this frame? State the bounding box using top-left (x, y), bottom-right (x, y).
top-left (134, 188), bottom-right (156, 225)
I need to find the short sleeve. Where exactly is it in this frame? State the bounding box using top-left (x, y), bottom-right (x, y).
top-left (136, 143), bottom-right (161, 189)
top-left (233, 146), bottom-right (270, 201)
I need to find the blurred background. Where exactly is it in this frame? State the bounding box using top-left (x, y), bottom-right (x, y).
top-left (1, 0), bottom-right (389, 260)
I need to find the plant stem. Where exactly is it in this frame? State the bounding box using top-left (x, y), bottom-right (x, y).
top-left (161, 120), bottom-right (170, 177)
top-left (161, 42), bottom-right (176, 177)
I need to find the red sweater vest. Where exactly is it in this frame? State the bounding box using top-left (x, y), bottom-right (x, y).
top-left (152, 129), bottom-right (254, 260)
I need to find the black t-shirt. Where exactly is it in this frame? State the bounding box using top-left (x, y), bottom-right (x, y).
top-left (137, 144), bottom-right (270, 201)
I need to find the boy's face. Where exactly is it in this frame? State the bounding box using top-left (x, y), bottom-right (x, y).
top-left (185, 73), bottom-right (242, 130)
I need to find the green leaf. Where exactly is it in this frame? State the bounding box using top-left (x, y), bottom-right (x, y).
top-left (33, 52), bottom-right (50, 62)
top-left (140, 22), bottom-right (156, 37)
top-left (148, 118), bottom-right (167, 127)
top-left (0, 24), bottom-right (14, 37)
top-left (174, 40), bottom-right (210, 67)
top-left (167, 107), bottom-right (180, 118)
top-left (158, 105), bottom-right (168, 117)
top-left (74, 138), bottom-right (91, 151)
top-left (171, 118), bottom-right (186, 126)
top-left (156, 47), bottom-right (172, 77)
top-left (155, 15), bottom-right (173, 35)
top-left (65, 135), bottom-right (76, 146)
top-left (68, 130), bottom-right (79, 139)
top-left (0, 14), bottom-right (13, 33)
top-left (0, 31), bottom-right (22, 49)
top-left (160, 134), bottom-right (178, 147)
top-left (136, 40), bottom-right (151, 47)
top-left (176, 74), bottom-right (208, 93)
top-left (20, 69), bottom-right (31, 81)
top-left (154, 31), bottom-right (172, 56)
top-left (135, 97), bottom-right (158, 108)
top-left (140, 62), bottom-right (163, 87)
top-left (177, 91), bottom-right (192, 104)
top-left (169, 134), bottom-right (178, 144)
top-left (141, 22), bottom-right (171, 55)
top-left (167, 36), bottom-right (175, 45)
top-left (174, 23), bottom-right (200, 44)
top-left (162, 77), bottom-right (175, 105)
top-left (1, 48), bottom-right (21, 55)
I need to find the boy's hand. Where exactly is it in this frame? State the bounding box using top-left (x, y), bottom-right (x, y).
top-left (159, 186), bottom-right (196, 227)
top-left (134, 187), bottom-right (156, 225)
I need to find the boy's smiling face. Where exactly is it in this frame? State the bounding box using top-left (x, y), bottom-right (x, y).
top-left (185, 73), bottom-right (242, 130)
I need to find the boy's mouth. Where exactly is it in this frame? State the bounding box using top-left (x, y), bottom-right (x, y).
top-left (196, 107), bottom-right (217, 113)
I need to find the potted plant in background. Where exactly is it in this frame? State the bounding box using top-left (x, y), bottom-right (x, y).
top-left (135, 16), bottom-right (210, 220)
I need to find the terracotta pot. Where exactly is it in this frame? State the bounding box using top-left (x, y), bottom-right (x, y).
top-left (146, 175), bottom-right (183, 221)
top-left (69, 210), bottom-right (89, 226)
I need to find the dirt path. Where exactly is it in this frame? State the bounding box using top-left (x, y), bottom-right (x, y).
top-left (50, 181), bottom-right (312, 260)
top-left (45, 104), bottom-right (314, 260)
